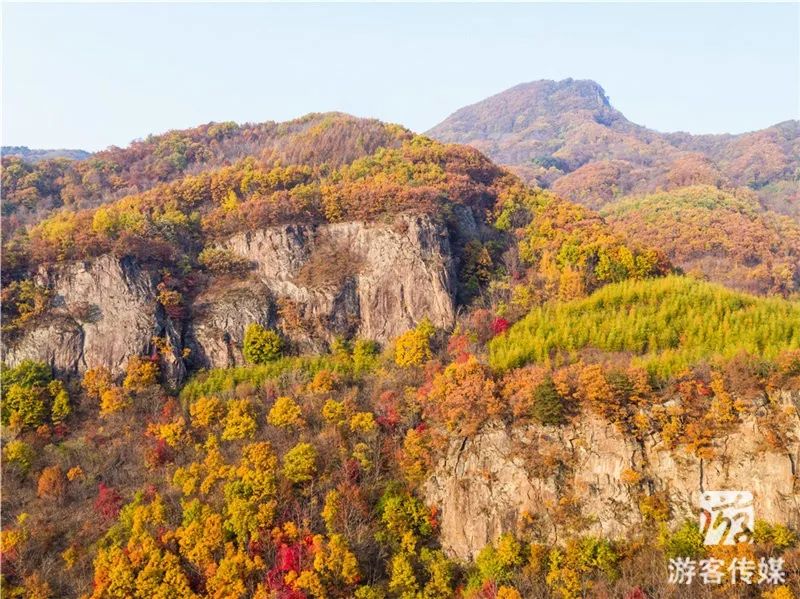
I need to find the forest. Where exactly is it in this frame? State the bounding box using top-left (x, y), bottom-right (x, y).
top-left (1, 110), bottom-right (799, 599)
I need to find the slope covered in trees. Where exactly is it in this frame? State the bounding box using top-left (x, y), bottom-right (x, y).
top-left (428, 79), bottom-right (799, 218)
top-left (1, 113), bottom-right (412, 235)
top-left (489, 275), bottom-right (800, 378)
top-left (601, 185), bottom-right (800, 296)
top-left (3, 112), bottom-right (800, 599)
top-left (3, 274), bottom-right (799, 597)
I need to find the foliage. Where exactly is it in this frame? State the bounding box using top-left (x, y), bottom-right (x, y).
top-left (221, 399), bottom-right (257, 441)
top-left (662, 520), bottom-right (706, 559)
top-left (394, 320), bottom-right (435, 367)
top-left (602, 185), bottom-right (800, 295)
top-left (267, 396), bottom-right (304, 428)
top-left (243, 324), bottom-right (284, 365)
top-left (423, 356), bottom-right (501, 435)
top-left (3, 440), bottom-right (35, 474)
top-left (0, 361), bottom-right (69, 429)
top-left (100, 386), bottom-right (131, 416)
top-left (123, 356), bottom-right (159, 391)
top-left (282, 442), bottom-right (318, 484)
top-left (36, 466), bottom-right (66, 501)
top-left (0, 280), bottom-right (50, 338)
top-left (493, 184), bottom-right (668, 304)
top-left (189, 396), bottom-right (225, 428)
top-left (490, 275), bottom-right (800, 379)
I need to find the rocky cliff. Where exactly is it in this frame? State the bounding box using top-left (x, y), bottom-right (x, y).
top-left (3, 212), bottom-right (457, 384)
top-left (425, 393), bottom-right (800, 560)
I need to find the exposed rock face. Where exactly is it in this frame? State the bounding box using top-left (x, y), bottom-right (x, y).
top-left (4, 212), bottom-right (458, 378)
top-left (3, 255), bottom-right (185, 387)
top-left (217, 212), bottom-right (455, 351)
top-left (426, 394), bottom-right (800, 560)
top-left (185, 281), bottom-right (274, 369)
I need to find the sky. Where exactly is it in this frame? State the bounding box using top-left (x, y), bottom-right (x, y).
top-left (3, 2), bottom-right (799, 152)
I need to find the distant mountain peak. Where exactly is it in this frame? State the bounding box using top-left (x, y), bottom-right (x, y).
top-left (506, 78), bottom-right (612, 108)
top-left (427, 78), bottom-right (798, 220)
top-left (2, 146), bottom-right (91, 162)
top-left (427, 78), bottom-right (629, 145)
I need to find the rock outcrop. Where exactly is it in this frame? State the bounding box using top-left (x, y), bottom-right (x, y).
top-left (3, 255), bottom-right (185, 387)
top-left (220, 213), bottom-right (455, 346)
top-left (425, 393), bottom-right (800, 560)
top-left (3, 212), bottom-right (458, 381)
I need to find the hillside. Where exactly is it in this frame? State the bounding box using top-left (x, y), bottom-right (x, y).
top-left (1, 146), bottom-right (92, 162)
top-left (489, 275), bottom-right (800, 378)
top-left (601, 185), bottom-right (800, 295)
top-left (1, 113), bottom-right (411, 235)
top-left (428, 79), bottom-right (800, 218)
top-left (2, 113), bottom-right (800, 599)
top-left (2, 115), bottom-right (668, 377)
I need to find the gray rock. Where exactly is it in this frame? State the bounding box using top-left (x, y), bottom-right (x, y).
top-left (426, 393), bottom-right (800, 559)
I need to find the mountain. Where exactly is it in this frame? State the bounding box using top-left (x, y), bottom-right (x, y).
top-left (602, 185), bottom-right (800, 295)
top-left (2, 112), bottom-right (799, 599)
top-left (1, 146), bottom-right (92, 162)
top-left (427, 78), bottom-right (800, 218)
top-left (1, 113), bottom-right (411, 234)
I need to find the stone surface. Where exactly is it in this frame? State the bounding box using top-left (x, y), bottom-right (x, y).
top-left (3, 255), bottom-right (184, 385)
top-left (220, 212), bottom-right (456, 346)
top-left (4, 212), bottom-right (458, 379)
top-left (426, 394), bottom-right (800, 560)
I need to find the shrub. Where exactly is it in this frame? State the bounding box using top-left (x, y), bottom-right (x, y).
top-left (198, 247), bottom-right (251, 274)
top-left (243, 324), bottom-right (283, 364)
top-left (94, 483), bottom-right (123, 520)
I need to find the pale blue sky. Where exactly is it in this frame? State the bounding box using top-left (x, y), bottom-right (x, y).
top-left (3, 2), bottom-right (799, 151)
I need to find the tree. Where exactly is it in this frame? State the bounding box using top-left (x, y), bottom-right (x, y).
top-left (82, 366), bottom-right (113, 400)
top-left (0, 360), bottom-right (63, 429)
top-left (243, 324), bottom-right (283, 364)
top-left (94, 483), bottom-right (123, 521)
top-left (282, 442), bottom-right (317, 484)
top-left (123, 356), bottom-right (159, 391)
top-left (37, 466), bottom-right (66, 502)
top-left (394, 319), bottom-right (435, 367)
top-left (531, 377), bottom-right (567, 425)
top-left (267, 396), bottom-right (304, 428)
top-left (189, 396), bottom-right (225, 429)
top-left (100, 386), bottom-right (131, 416)
top-left (424, 356), bottom-right (500, 436)
top-left (3, 440), bottom-right (34, 474)
top-left (221, 399), bottom-right (257, 441)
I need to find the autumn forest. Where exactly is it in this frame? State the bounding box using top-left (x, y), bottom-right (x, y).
top-left (1, 76), bottom-right (799, 599)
